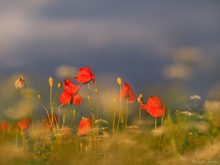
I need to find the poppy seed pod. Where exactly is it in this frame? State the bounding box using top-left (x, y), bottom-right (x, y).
top-left (94, 87), bottom-right (98, 93)
top-left (117, 77), bottom-right (122, 85)
top-left (37, 93), bottom-right (42, 100)
top-left (57, 82), bottom-right (62, 89)
top-left (48, 77), bottom-right (54, 88)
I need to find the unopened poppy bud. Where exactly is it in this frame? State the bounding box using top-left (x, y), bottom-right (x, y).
top-left (57, 82), bottom-right (62, 89)
top-left (73, 110), bottom-right (77, 116)
top-left (37, 93), bottom-right (42, 100)
top-left (117, 77), bottom-right (122, 85)
top-left (87, 95), bottom-right (91, 100)
top-left (113, 98), bottom-right (116, 103)
top-left (48, 77), bottom-right (54, 88)
top-left (94, 87), bottom-right (98, 93)
top-left (137, 93), bottom-right (144, 104)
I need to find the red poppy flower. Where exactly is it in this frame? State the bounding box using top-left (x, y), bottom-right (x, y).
top-left (72, 94), bottom-right (82, 106)
top-left (64, 79), bottom-right (81, 95)
top-left (18, 117), bottom-right (32, 130)
top-left (140, 96), bottom-right (166, 118)
top-left (75, 67), bottom-right (96, 85)
top-left (120, 82), bottom-right (136, 103)
top-left (60, 91), bottom-right (72, 104)
top-left (59, 79), bottom-right (82, 106)
top-left (0, 121), bottom-right (11, 132)
top-left (77, 117), bottom-right (92, 136)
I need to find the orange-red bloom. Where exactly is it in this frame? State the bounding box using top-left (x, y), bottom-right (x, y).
top-left (59, 79), bottom-right (82, 106)
top-left (72, 94), bottom-right (82, 106)
top-left (77, 117), bottom-right (92, 136)
top-left (120, 82), bottom-right (136, 103)
top-left (75, 67), bottom-right (96, 85)
top-left (64, 79), bottom-right (81, 95)
top-left (0, 121), bottom-right (11, 132)
top-left (140, 96), bottom-right (166, 118)
top-left (60, 91), bottom-right (72, 104)
top-left (18, 117), bottom-right (32, 130)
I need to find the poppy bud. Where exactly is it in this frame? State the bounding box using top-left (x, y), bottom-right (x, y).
top-left (87, 95), bottom-right (91, 100)
top-left (57, 82), bottom-right (62, 89)
top-left (37, 93), bottom-right (42, 100)
top-left (73, 110), bottom-right (77, 116)
top-left (94, 87), bottom-right (98, 93)
top-left (117, 77), bottom-right (122, 85)
top-left (137, 93), bottom-right (144, 104)
top-left (48, 77), bottom-right (54, 88)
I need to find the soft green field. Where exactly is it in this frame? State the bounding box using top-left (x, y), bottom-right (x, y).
top-left (0, 74), bottom-right (219, 165)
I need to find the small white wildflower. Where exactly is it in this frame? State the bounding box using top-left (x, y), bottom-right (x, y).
top-left (181, 111), bottom-right (194, 116)
top-left (94, 119), bottom-right (108, 124)
top-left (190, 95), bottom-right (201, 100)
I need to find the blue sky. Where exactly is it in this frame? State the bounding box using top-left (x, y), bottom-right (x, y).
top-left (0, 0), bottom-right (220, 97)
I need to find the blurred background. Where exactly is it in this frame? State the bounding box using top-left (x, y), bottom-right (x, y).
top-left (0, 0), bottom-right (220, 120)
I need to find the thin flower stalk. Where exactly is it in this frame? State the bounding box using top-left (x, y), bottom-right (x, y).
top-left (155, 118), bottom-right (157, 130)
top-left (16, 124), bottom-right (18, 149)
top-left (53, 82), bottom-right (62, 106)
top-left (58, 104), bottom-right (63, 128)
top-left (139, 107), bottom-right (142, 124)
top-left (49, 81), bottom-right (55, 130)
top-left (125, 99), bottom-right (129, 127)
top-left (38, 95), bottom-right (54, 132)
top-left (94, 88), bottom-right (99, 135)
top-left (94, 88), bottom-right (99, 122)
top-left (62, 103), bottom-right (70, 129)
top-left (116, 81), bottom-right (123, 131)
top-left (112, 98), bottom-right (117, 134)
top-left (87, 82), bottom-right (95, 127)
top-left (161, 113), bottom-right (165, 127)
top-left (71, 110), bottom-right (77, 128)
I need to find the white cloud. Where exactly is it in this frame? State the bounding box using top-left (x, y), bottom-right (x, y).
top-left (162, 63), bottom-right (194, 80)
top-left (55, 65), bottom-right (78, 79)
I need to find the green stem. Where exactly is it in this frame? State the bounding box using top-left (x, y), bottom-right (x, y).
top-left (96, 91), bottom-right (99, 125)
top-left (116, 83), bottom-right (122, 131)
top-left (58, 104), bottom-right (63, 128)
top-left (16, 124), bottom-right (18, 149)
top-left (71, 110), bottom-right (77, 128)
top-left (161, 113), bottom-right (165, 127)
top-left (112, 101), bottom-right (117, 134)
top-left (39, 99), bottom-right (56, 134)
top-left (52, 88), bottom-right (61, 106)
top-left (39, 100), bottom-right (50, 122)
top-left (139, 107), bottom-right (142, 124)
top-left (125, 99), bottom-right (128, 127)
top-left (88, 83), bottom-right (95, 127)
top-left (50, 86), bottom-right (55, 130)
top-left (62, 104), bottom-right (70, 129)
top-left (20, 130), bottom-right (25, 149)
top-left (155, 118), bottom-right (157, 130)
